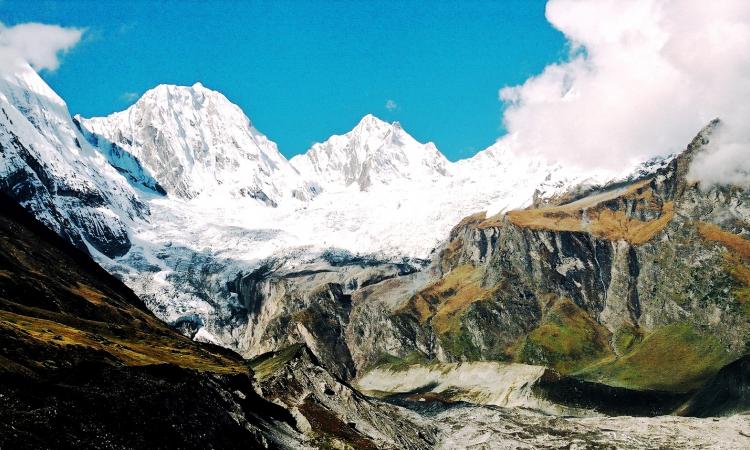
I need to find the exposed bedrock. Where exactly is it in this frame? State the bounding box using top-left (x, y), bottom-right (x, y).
top-left (231, 122), bottom-right (750, 406)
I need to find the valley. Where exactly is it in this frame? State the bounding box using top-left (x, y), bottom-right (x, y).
top-left (1, 59), bottom-right (749, 449)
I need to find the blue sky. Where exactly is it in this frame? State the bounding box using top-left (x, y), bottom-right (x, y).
top-left (1, 0), bottom-right (566, 160)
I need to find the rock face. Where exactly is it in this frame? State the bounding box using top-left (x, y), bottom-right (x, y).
top-left (230, 253), bottom-right (425, 380)
top-left (78, 83), bottom-right (316, 204)
top-left (250, 344), bottom-right (438, 449)
top-left (0, 63), bottom-right (145, 258)
top-left (229, 121), bottom-right (750, 404)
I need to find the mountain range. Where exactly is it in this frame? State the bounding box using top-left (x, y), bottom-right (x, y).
top-left (1, 63), bottom-right (621, 345)
top-left (2, 61), bottom-right (750, 448)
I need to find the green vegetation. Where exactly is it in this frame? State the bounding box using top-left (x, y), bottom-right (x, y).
top-left (613, 323), bottom-right (643, 355)
top-left (439, 325), bottom-right (482, 361)
top-left (366, 351), bottom-right (432, 372)
top-left (515, 297), bottom-right (613, 374)
top-left (248, 344), bottom-right (305, 380)
top-left (579, 323), bottom-right (732, 393)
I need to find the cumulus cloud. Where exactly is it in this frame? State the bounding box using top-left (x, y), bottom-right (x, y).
top-left (0, 22), bottom-right (84, 72)
top-left (690, 123), bottom-right (750, 186)
top-left (385, 99), bottom-right (398, 111)
top-left (499, 0), bottom-right (750, 185)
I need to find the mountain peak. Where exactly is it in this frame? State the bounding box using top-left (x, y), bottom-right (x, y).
top-left (356, 113), bottom-right (388, 126)
top-left (352, 113), bottom-right (401, 135)
top-left (136, 82), bottom-right (228, 111)
top-left (78, 85), bottom-right (311, 203)
top-left (0, 61), bottom-right (67, 109)
top-left (291, 114), bottom-right (449, 191)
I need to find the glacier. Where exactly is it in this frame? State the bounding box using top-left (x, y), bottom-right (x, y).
top-left (1, 64), bottom-right (647, 351)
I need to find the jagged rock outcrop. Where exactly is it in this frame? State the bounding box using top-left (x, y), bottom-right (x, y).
top-left (250, 344), bottom-right (438, 449)
top-left (231, 253), bottom-right (424, 380)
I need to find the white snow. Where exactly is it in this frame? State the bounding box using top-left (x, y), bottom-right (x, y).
top-left (0, 63), bottom-right (144, 252)
top-left (79, 83), bottom-right (315, 204)
top-left (1, 69), bottom-right (654, 350)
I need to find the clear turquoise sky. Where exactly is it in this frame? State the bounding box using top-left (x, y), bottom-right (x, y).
top-left (1, 0), bottom-right (566, 160)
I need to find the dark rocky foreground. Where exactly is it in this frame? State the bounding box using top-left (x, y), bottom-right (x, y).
top-left (0, 193), bottom-right (300, 448)
top-left (0, 363), bottom-right (292, 449)
top-left (0, 193), bottom-right (436, 448)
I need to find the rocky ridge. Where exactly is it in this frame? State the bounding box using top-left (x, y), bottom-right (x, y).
top-left (0, 63), bottom-right (145, 258)
top-left (225, 120), bottom-right (750, 417)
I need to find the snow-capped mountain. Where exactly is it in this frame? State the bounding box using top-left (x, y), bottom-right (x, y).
top-left (0, 65), bottom-right (628, 351)
top-left (78, 83), bottom-right (315, 206)
top-left (291, 114), bottom-right (449, 191)
top-left (0, 62), bottom-right (144, 257)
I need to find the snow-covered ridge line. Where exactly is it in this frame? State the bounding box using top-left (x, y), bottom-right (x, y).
top-left (0, 64), bottom-right (685, 359)
top-left (290, 113), bottom-right (450, 191)
top-left (79, 83), bottom-right (316, 206)
top-left (78, 82), bottom-right (626, 208)
top-left (0, 62), bottom-right (145, 258)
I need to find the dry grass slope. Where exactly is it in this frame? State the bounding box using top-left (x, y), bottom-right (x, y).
top-left (698, 222), bottom-right (750, 261)
top-left (0, 196), bottom-right (245, 377)
top-left (697, 222), bottom-right (750, 314)
top-left (477, 178), bottom-right (674, 245)
top-left (400, 264), bottom-right (498, 336)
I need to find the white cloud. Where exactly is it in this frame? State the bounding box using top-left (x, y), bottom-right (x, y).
top-left (121, 91), bottom-right (139, 102)
top-left (0, 22), bottom-right (84, 72)
top-left (385, 99), bottom-right (398, 111)
top-left (498, 0), bottom-right (750, 185)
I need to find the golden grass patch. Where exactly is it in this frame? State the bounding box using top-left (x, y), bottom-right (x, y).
top-left (505, 198), bottom-right (673, 244)
top-left (400, 265), bottom-right (496, 335)
top-left (479, 178), bottom-right (673, 244)
top-left (0, 310), bottom-right (244, 374)
top-left (698, 222), bottom-right (750, 315)
top-left (697, 222), bottom-right (750, 261)
top-left (67, 283), bottom-right (107, 305)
